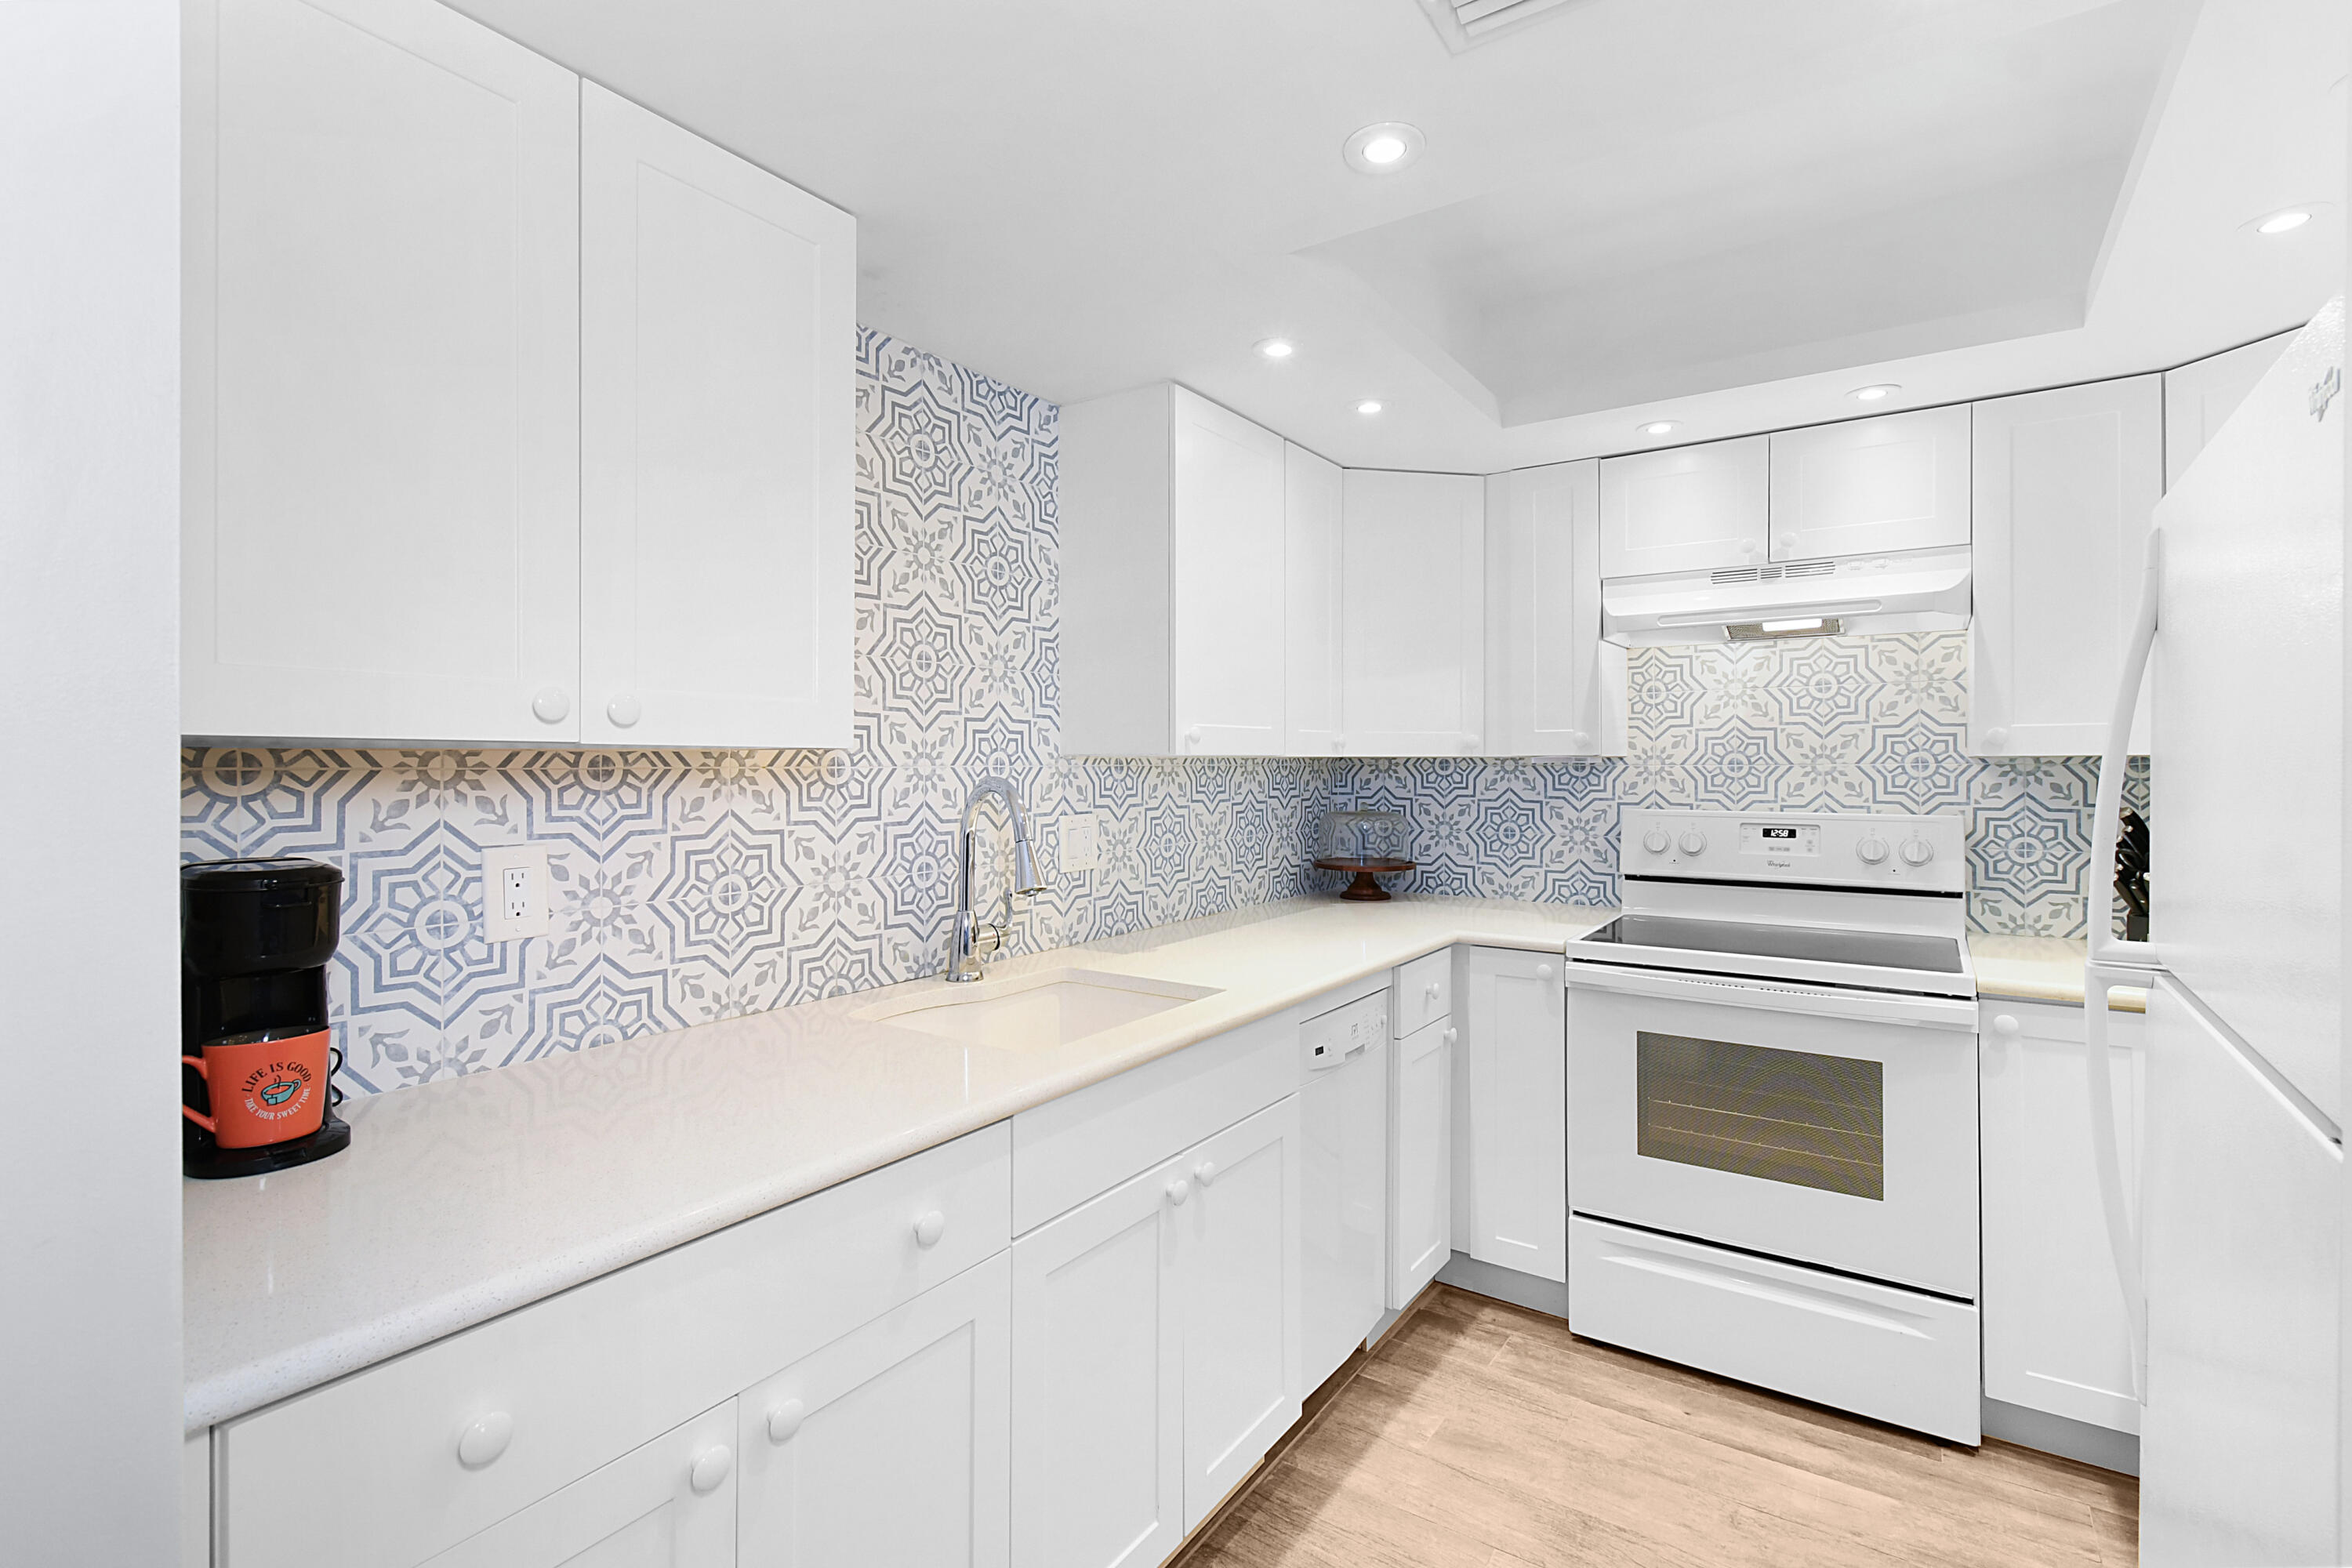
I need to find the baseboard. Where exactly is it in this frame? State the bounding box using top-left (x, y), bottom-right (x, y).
top-left (1981, 1396), bottom-right (2140, 1476)
top-left (1436, 1250), bottom-right (1569, 1318)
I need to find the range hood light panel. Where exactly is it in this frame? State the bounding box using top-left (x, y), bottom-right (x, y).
top-left (1728, 616), bottom-right (1845, 641)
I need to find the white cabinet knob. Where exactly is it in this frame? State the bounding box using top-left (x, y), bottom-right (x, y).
top-left (608, 693), bottom-right (641, 728)
top-left (1167, 1176), bottom-right (1191, 1207)
top-left (1569, 730), bottom-right (1590, 750)
top-left (1740, 537), bottom-right (1761, 555)
top-left (1984, 727), bottom-right (2009, 750)
top-left (1537, 963), bottom-right (1555, 980)
top-left (689, 1444), bottom-right (733, 1495)
top-left (1425, 982), bottom-right (1440, 1001)
top-left (1185, 728), bottom-right (1202, 750)
top-left (1777, 532), bottom-right (1798, 550)
top-left (1194, 1160), bottom-right (1218, 1187)
top-left (765, 1399), bottom-right (808, 1443)
top-left (531, 688), bottom-right (570, 724)
top-left (1992, 1014), bottom-right (2021, 1037)
top-left (912, 1210), bottom-right (946, 1248)
top-left (1443, 1026), bottom-right (1457, 1047)
top-left (456, 1410), bottom-right (514, 1469)
top-left (1330, 737), bottom-right (1344, 753)
top-left (1460, 734), bottom-right (1481, 753)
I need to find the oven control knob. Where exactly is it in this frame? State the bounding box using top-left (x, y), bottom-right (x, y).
top-left (1641, 828), bottom-right (1671, 855)
top-left (1856, 836), bottom-right (1890, 866)
top-left (1676, 830), bottom-right (1708, 855)
top-left (1900, 838), bottom-right (1936, 866)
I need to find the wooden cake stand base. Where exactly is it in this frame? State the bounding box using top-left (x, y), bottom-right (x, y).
top-left (1313, 857), bottom-right (1416, 902)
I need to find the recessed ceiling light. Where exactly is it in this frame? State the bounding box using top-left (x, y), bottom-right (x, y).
top-left (1343, 122), bottom-right (1425, 175)
top-left (1849, 383), bottom-right (1900, 403)
top-left (2258, 209), bottom-right (2314, 235)
top-left (1255, 337), bottom-right (1296, 360)
top-left (1356, 400), bottom-right (1383, 416)
top-left (1637, 419), bottom-right (1679, 437)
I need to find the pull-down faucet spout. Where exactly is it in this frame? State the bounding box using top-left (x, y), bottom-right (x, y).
top-left (946, 776), bottom-right (1045, 982)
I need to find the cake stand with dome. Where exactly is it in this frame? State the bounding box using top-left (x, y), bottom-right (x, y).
top-left (1314, 809), bottom-right (1415, 902)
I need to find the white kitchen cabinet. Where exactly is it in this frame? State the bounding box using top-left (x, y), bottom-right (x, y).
top-left (183, 0), bottom-right (582, 745)
top-left (2164, 329), bottom-right (2298, 487)
top-left (1058, 384), bottom-right (1290, 756)
top-left (1979, 999), bottom-right (2143, 1436)
top-left (423, 1400), bottom-right (737, 1568)
top-left (1390, 1013), bottom-right (1454, 1308)
top-left (1176, 1098), bottom-right (1303, 1530)
top-left (1485, 461), bottom-right (1626, 757)
top-left (1767, 405), bottom-right (1972, 562)
top-left (1009, 1151), bottom-right (1187, 1568)
top-left (1341, 470), bottom-right (1485, 756)
top-left (1454, 948), bottom-right (1567, 1286)
top-left (738, 1252), bottom-right (1011, 1568)
top-left (1283, 442), bottom-right (1345, 757)
top-left (579, 84), bottom-right (854, 750)
top-left (1969, 376), bottom-right (2161, 757)
top-left (1595, 434), bottom-right (1770, 579)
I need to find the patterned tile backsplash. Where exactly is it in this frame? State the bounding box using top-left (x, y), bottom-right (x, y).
top-left (181, 328), bottom-right (2147, 1098)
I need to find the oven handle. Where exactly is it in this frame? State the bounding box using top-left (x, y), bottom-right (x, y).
top-left (1563, 960), bottom-right (1980, 1030)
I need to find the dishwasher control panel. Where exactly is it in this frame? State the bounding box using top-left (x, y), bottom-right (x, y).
top-left (1301, 989), bottom-right (1388, 1072)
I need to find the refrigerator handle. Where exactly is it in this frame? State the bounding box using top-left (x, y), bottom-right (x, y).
top-left (2083, 526), bottom-right (2162, 1399)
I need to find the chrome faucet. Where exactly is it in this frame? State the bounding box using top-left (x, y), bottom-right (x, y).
top-left (946, 775), bottom-right (1047, 982)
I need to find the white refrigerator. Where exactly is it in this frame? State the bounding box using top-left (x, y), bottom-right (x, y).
top-left (2087, 297), bottom-right (2347, 1566)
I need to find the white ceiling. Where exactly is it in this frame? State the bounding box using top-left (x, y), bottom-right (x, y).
top-left (445, 0), bottom-right (2345, 471)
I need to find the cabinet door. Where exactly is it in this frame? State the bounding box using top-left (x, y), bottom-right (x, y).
top-left (1486, 462), bottom-right (1625, 757)
top-left (739, 1253), bottom-right (1010, 1568)
top-left (423, 1402), bottom-right (735, 1568)
top-left (1595, 435), bottom-right (1769, 578)
top-left (1283, 442), bottom-right (1345, 757)
top-left (1390, 1015), bottom-right (1454, 1308)
top-left (1457, 949), bottom-right (1567, 1285)
top-left (1341, 470), bottom-right (1484, 756)
top-left (2164, 330), bottom-right (2297, 487)
top-left (1767, 405), bottom-right (1971, 561)
top-left (1969, 376), bottom-right (2161, 756)
top-left (1010, 1158), bottom-right (1185, 1568)
top-left (1167, 389), bottom-right (1287, 755)
top-left (183, 0), bottom-right (581, 745)
top-left (579, 82), bottom-right (854, 749)
top-left (1175, 1096), bottom-right (1302, 1530)
top-left (1978, 1002), bottom-right (2140, 1435)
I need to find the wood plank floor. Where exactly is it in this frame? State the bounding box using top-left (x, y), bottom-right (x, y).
top-left (1177, 1286), bottom-right (2137, 1568)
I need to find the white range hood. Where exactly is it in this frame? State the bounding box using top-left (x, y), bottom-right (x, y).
top-left (1601, 546), bottom-right (1972, 645)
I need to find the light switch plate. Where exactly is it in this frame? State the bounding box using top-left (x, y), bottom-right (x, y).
top-left (481, 844), bottom-right (551, 941)
top-left (1057, 812), bottom-right (1100, 873)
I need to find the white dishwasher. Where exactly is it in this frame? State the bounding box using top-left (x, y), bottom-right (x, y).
top-left (1300, 987), bottom-right (1390, 1392)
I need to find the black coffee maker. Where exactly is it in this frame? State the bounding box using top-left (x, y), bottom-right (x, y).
top-left (182, 858), bottom-right (351, 1178)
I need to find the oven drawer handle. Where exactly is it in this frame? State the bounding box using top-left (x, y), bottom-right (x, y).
top-left (1601, 1249), bottom-right (1932, 1338)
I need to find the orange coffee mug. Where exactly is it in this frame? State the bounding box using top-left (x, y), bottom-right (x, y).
top-left (182, 1029), bottom-right (332, 1149)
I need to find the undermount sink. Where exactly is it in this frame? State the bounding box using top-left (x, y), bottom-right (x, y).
top-left (858, 967), bottom-right (1221, 1052)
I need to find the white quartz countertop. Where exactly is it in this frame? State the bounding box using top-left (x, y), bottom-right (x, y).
top-left (183, 895), bottom-right (1608, 1431)
top-left (1966, 934), bottom-right (2148, 1013)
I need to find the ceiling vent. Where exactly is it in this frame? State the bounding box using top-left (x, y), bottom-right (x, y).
top-left (1415, 0), bottom-right (1586, 53)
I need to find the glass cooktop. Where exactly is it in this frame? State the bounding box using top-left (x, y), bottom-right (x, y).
top-left (1574, 914), bottom-right (1965, 974)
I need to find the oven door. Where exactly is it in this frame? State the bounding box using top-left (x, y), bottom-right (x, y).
top-left (1567, 963), bottom-right (1980, 1300)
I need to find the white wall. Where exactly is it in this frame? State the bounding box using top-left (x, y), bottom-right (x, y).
top-left (0, 2), bottom-right (185, 1561)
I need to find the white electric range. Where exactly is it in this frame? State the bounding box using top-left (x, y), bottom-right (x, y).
top-left (1563, 807), bottom-right (1983, 1444)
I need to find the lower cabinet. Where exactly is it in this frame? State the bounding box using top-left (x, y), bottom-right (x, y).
top-left (423, 1401), bottom-right (739, 1568)
top-left (1010, 1095), bottom-right (1301, 1566)
top-left (1390, 1013), bottom-right (1454, 1308)
top-left (1454, 948), bottom-right (1567, 1285)
top-left (738, 1253), bottom-right (1011, 1566)
top-left (1979, 997), bottom-right (2144, 1435)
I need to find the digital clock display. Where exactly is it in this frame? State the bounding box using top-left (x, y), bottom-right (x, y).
top-left (1759, 826), bottom-right (1797, 841)
top-left (1738, 822), bottom-right (1821, 855)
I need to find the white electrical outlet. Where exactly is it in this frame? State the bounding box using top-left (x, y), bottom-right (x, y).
top-left (1058, 811), bottom-right (1100, 873)
top-left (481, 844), bottom-right (551, 941)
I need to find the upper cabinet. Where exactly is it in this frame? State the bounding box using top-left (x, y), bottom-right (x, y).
top-left (183, 0), bottom-right (583, 745)
top-left (1969, 376), bottom-right (2161, 757)
top-left (1485, 462), bottom-right (1625, 757)
top-left (1595, 434), bottom-right (1769, 578)
top-left (182, 0), bottom-right (853, 748)
top-left (1767, 405), bottom-right (1971, 562)
top-left (1342, 471), bottom-right (1485, 757)
top-left (579, 85), bottom-right (854, 750)
top-left (2164, 329), bottom-right (2298, 486)
top-left (1283, 444), bottom-right (1345, 757)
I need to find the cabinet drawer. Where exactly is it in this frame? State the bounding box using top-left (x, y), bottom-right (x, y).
top-left (220, 1123), bottom-right (1011, 1568)
top-left (1393, 948), bottom-right (1453, 1037)
top-left (1012, 1011), bottom-right (1294, 1234)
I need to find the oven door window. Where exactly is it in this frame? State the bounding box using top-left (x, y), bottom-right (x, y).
top-left (1635, 1031), bottom-right (1884, 1200)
